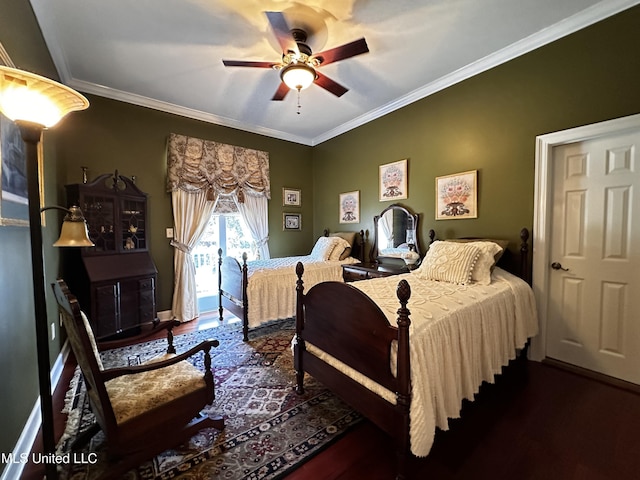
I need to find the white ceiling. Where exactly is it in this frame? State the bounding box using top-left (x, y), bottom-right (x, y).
top-left (29, 0), bottom-right (639, 146)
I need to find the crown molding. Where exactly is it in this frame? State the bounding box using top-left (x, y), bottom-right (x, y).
top-left (0, 42), bottom-right (16, 67)
top-left (68, 79), bottom-right (314, 146)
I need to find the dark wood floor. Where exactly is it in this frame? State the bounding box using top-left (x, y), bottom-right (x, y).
top-left (22, 312), bottom-right (640, 480)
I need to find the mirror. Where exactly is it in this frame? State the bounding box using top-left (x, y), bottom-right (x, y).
top-left (370, 204), bottom-right (420, 265)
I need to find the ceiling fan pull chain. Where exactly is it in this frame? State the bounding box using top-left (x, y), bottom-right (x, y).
top-left (296, 88), bottom-right (302, 115)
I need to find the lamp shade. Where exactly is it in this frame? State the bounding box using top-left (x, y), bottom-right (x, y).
top-left (0, 66), bottom-right (89, 128)
top-left (280, 63), bottom-right (316, 91)
top-left (53, 220), bottom-right (94, 247)
top-left (51, 206), bottom-right (95, 247)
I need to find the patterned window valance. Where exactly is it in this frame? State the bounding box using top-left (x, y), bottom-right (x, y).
top-left (166, 133), bottom-right (270, 202)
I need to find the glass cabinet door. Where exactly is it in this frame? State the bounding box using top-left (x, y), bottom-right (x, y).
top-left (121, 197), bottom-right (146, 251)
top-left (83, 195), bottom-right (116, 252)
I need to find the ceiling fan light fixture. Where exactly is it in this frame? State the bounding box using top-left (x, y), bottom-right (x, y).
top-left (280, 63), bottom-right (316, 91)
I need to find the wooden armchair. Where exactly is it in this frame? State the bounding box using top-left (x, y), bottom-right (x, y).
top-left (52, 279), bottom-right (224, 478)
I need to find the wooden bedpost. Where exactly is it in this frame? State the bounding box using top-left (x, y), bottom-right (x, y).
top-left (294, 262), bottom-right (306, 394)
top-left (217, 248), bottom-right (224, 322)
top-left (241, 252), bottom-right (249, 342)
top-left (520, 228), bottom-right (531, 285)
top-left (428, 229), bottom-right (436, 244)
top-left (395, 279), bottom-right (412, 480)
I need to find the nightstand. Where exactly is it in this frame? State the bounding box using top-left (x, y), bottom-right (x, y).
top-left (342, 262), bottom-right (410, 282)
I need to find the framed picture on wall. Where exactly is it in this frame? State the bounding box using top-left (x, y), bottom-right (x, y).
top-left (339, 190), bottom-right (360, 224)
top-left (0, 112), bottom-right (37, 226)
top-left (283, 212), bottom-right (302, 231)
top-left (283, 187), bottom-right (301, 206)
top-left (435, 170), bottom-right (478, 220)
top-left (379, 159), bottom-right (408, 201)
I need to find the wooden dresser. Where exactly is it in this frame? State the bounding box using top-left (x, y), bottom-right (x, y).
top-left (342, 262), bottom-right (410, 282)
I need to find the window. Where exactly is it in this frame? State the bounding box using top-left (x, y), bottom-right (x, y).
top-left (192, 213), bottom-right (257, 313)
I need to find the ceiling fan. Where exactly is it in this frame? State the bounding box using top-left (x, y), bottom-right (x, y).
top-left (222, 11), bottom-right (369, 101)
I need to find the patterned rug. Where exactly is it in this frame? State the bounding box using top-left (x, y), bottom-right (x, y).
top-left (56, 319), bottom-right (361, 479)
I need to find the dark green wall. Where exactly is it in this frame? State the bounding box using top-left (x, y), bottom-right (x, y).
top-left (312, 6), bottom-right (640, 258)
top-left (53, 96), bottom-right (314, 312)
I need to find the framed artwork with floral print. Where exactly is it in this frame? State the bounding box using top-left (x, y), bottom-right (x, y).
top-left (339, 190), bottom-right (360, 224)
top-left (379, 159), bottom-right (407, 201)
top-left (435, 170), bottom-right (478, 220)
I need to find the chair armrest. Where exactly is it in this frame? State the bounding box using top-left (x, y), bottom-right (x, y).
top-left (97, 319), bottom-right (181, 352)
top-left (100, 339), bottom-right (219, 382)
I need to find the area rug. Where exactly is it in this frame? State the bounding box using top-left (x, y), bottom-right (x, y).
top-left (56, 319), bottom-right (361, 479)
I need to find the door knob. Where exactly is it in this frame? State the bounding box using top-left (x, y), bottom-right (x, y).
top-left (551, 262), bottom-right (569, 271)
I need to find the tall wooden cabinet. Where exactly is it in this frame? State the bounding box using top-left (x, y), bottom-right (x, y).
top-left (64, 172), bottom-right (158, 339)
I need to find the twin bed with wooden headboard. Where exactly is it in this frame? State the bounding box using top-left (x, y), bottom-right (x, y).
top-left (292, 229), bottom-right (538, 479)
top-left (217, 229), bottom-right (364, 341)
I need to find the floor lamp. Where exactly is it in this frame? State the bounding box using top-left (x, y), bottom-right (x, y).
top-left (0, 66), bottom-right (89, 479)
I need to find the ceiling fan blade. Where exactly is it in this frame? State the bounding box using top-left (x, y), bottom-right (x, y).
top-left (271, 82), bottom-right (290, 101)
top-left (312, 38), bottom-right (369, 66)
top-left (222, 60), bottom-right (278, 68)
top-left (265, 11), bottom-right (299, 56)
top-left (314, 71), bottom-right (348, 97)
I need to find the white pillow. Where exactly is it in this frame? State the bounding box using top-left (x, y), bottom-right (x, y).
top-left (446, 240), bottom-right (503, 285)
top-left (328, 237), bottom-right (352, 261)
top-left (329, 232), bottom-right (356, 260)
top-left (309, 236), bottom-right (340, 261)
top-left (413, 241), bottom-right (481, 284)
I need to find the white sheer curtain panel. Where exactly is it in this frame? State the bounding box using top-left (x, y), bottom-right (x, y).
top-left (170, 189), bottom-right (215, 322)
top-left (234, 192), bottom-right (270, 259)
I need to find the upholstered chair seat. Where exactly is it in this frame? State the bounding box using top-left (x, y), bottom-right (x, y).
top-left (105, 359), bottom-right (206, 425)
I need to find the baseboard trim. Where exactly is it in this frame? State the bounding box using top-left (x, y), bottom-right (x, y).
top-left (542, 358), bottom-right (640, 394)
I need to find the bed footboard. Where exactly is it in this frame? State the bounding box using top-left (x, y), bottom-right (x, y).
top-left (294, 262), bottom-right (412, 479)
top-left (218, 249), bottom-right (249, 340)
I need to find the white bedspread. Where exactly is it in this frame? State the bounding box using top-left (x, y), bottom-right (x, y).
top-left (307, 267), bottom-right (538, 457)
top-left (246, 255), bottom-right (358, 328)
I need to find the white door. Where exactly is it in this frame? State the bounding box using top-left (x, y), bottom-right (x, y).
top-left (544, 130), bottom-right (640, 384)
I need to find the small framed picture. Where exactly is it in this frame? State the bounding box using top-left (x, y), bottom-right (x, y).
top-left (379, 159), bottom-right (408, 201)
top-left (339, 190), bottom-right (360, 224)
top-left (435, 170), bottom-right (478, 220)
top-left (283, 212), bottom-right (302, 231)
top-left (283, 187), bottom-right (301, 207)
